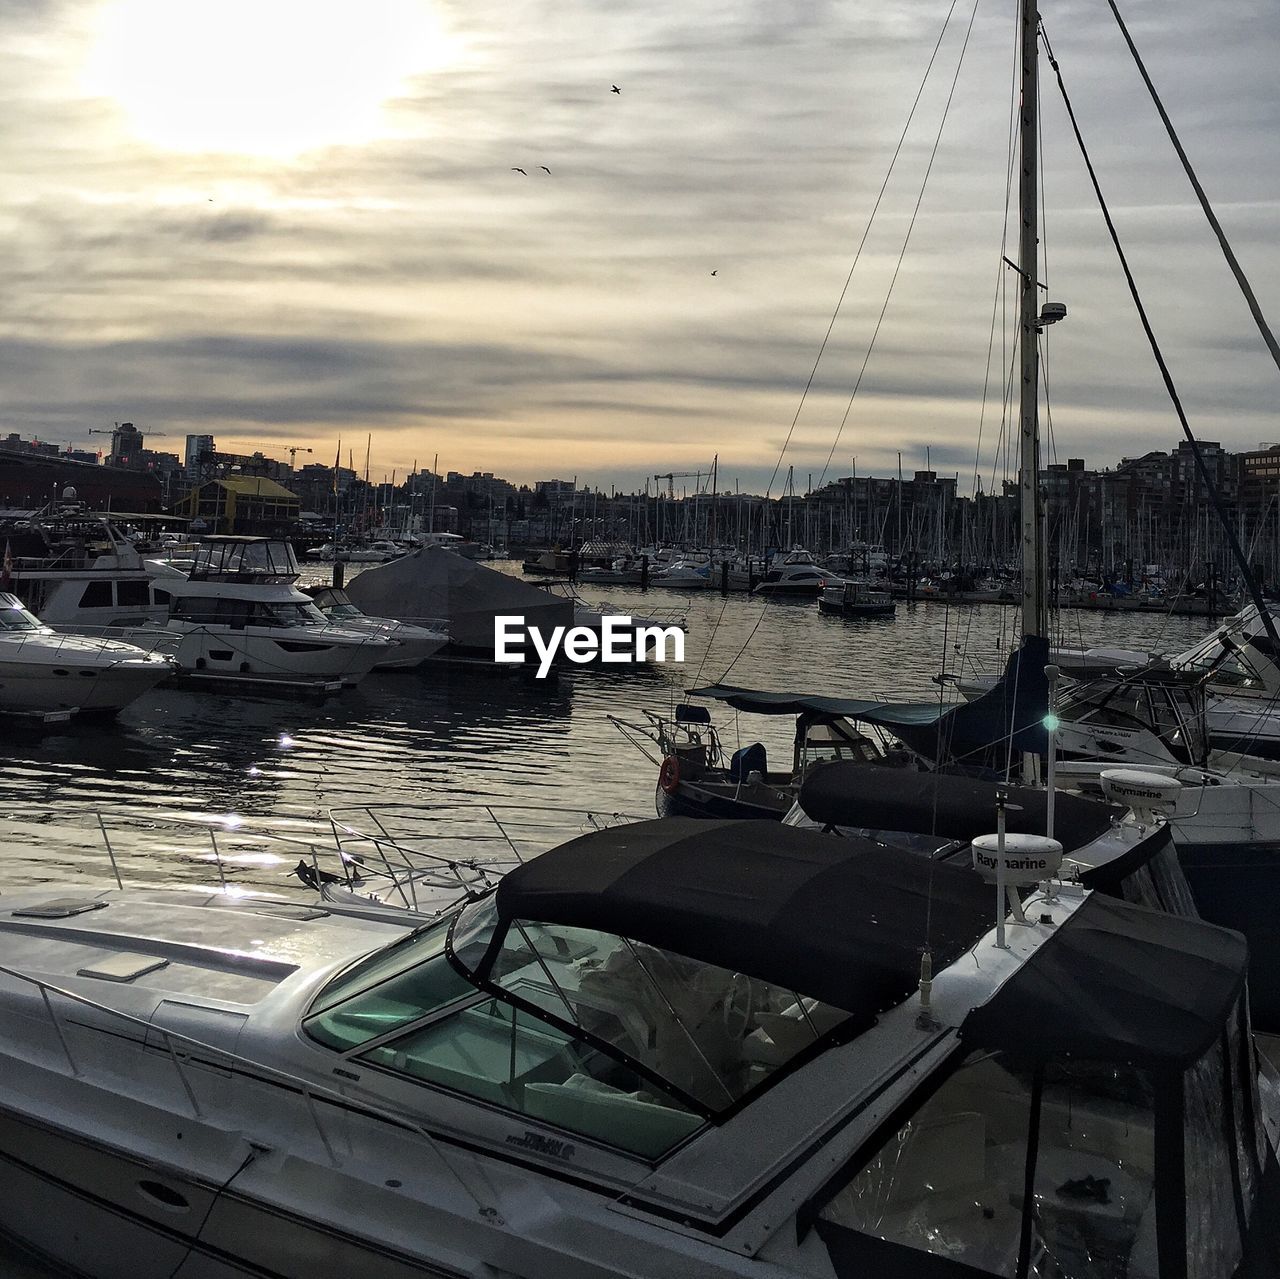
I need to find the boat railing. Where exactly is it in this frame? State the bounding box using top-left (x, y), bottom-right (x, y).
top-left (73, 805), bottom-right (640, 915)
top-left (0, 956), bottom-right (505, 1213)
top-left (326, 802), bottom-right (643, 911)
top-left (1, 624), bottom-right (174, 661)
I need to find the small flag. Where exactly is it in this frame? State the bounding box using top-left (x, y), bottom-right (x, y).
top-left (1, 540), bottom-right (12, 588)
top-left (333, 438), bottom-right (341, 494)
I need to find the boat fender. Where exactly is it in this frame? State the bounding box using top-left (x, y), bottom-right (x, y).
top-left (659, 755), bottom-right (681, 795)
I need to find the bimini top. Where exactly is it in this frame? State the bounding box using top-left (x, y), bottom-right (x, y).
top-left (493, 818), bottom-right (994, 1021)
top-left (686, 682), bottom-right (943, 726)
top-left (799, 762), bottom-right (1118, 852)
top-left (961, 892), bottom-right (1246, 1068)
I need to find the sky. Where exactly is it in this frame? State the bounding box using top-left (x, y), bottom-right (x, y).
top-left (1, 0), bottom-right (1278, 496)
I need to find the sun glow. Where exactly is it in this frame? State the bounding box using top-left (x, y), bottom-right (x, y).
top-left (84, 0), bottom-right (453, 157)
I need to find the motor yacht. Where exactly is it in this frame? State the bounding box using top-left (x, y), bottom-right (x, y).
top-left (0, 818), bottom-right (1270, 1278)
top-left (0, 591), bottom-right (172, 718)
top-left (153, 537), bottom-right (392, 689)
top-left (302, 585), bottom-right (448, 670)
top-left (752, 549), bottom-right (847, 596)
top-left (0, 503), bottom-right (181, 635)
top-left (817, 581), bottom-right (895, 617)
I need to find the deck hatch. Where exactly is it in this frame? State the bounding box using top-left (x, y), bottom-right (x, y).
top-left (77, 953), bottom-right (170, 983)
top-left (12, 899), bottom-right (108, 920)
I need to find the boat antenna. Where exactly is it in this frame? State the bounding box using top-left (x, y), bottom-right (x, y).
top-left (1041, 26), bottom-right (1280, 648)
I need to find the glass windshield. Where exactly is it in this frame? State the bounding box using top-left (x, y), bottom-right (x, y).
top-left (0, 604), bottom-right (41, 632)
top-left (303, 903), bottom-right (705, 1159)
top-left (472, 916), bottom-right (850, 1113)
top-left (257, 602), bottom-right (326, 627)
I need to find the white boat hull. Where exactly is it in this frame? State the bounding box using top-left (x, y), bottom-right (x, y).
top-left (169, 627), bottom-right (388, 686)
top-left (0, 657), bottom-right (167, 715)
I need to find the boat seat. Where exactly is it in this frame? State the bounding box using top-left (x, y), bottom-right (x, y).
top-left (742, 998), bottom-right (844, 1066)
top-left (522, 1074), bottom-right (701, 1156)
top-left (730, 742), bottom-right (768, 782)
top-left (674, 704), bottom-right (712, 725)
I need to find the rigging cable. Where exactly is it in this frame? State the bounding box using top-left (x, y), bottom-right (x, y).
top-left (1105, 0), bottom-right (1280, 381)
top-left (1040, 24), bottom-right (1279, 649)
top-left (971, 7), bottom-right (1024, 501)
top-left (815, 0), bottom-right (984, 490)
top-left (760, 0), bottom-right (964, 505)
top-left (717, 4), bottom-right (967, 683)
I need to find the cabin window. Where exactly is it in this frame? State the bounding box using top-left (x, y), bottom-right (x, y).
top-left (116, 580), bottom-right (151, 608)
top-left (172, 598), bottom-right (252, 628)
top-left (151, 587), bottom-right (170, 605)
top-left (78, 581), bottom-right (114, 608)
top-left (479, 919), bottom-right (850, 1113)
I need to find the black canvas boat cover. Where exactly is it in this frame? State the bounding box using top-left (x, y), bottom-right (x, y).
top-left (799, 761), bottom-right (1119, 853)
top-left (494, 818), bottom-right (994, 1020)
top-left (690, 635), bottom-right (1051, 770)
top-left (685, 683), bottom-right (944, 726)
top-left (961, 892), bottom-right (1247, 1068)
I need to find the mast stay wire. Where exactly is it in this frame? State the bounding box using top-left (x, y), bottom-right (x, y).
top-left (1040, 23), bottom-right (1279, 648)
top-left (970, 8), bottom-right (1024, 503)
top-left (1105, 0), bottom-right (1280, 382)
top-left (815, 0), bottom-right (985, 491)
top-left (759, 0), bottom-right (964, 506)
top-left (718, 0), bottom-right (969, 684)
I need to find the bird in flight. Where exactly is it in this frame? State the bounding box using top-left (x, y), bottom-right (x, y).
top-left (512, 167), bottom-right (527, 174)
top-left (611, 84), bottom-right (621, 94)
top-left (711, 270), bottom-right (718, 276)
top-left (540, 166), bottom-right (551, 174)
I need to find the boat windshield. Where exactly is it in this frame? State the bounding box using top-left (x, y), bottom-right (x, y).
top-left (449, 897), bottom-right (853, 1114)
top-left (303, 893), bottom-right (853, 1158)
top-left (0, 601), bottom-right (42, 632)
top-left (260, 602), bottom-right (327, 627)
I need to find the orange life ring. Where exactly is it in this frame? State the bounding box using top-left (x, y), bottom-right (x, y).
top-left (659, 755), bottom-right (681, 795)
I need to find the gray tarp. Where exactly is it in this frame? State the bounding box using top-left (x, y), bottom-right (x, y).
top-left (346, 548), bottom-right (573, 654)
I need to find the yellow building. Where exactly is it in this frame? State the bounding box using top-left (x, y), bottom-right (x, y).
top-left (176, 476), bottom-right (301, 535)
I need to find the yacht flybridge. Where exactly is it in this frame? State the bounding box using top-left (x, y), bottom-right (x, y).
top-left (156, 537), bottom-right (392, 689)
top-left (0, 819), bottom-right (1272, 1277)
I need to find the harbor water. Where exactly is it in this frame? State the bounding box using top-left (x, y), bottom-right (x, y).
top-left (5, 561), bottom-right (1213, 893)
top-left (0, 564), bottom-right (1232, 1274)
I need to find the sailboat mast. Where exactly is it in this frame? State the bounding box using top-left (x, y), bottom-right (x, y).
top-left (1018, 0), bottom-right (1048, 639)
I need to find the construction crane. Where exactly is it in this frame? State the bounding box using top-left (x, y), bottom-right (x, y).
top-left (654, 470), bottom-right (703, 500)
top-left (287, 446), bottom-right (313, 468)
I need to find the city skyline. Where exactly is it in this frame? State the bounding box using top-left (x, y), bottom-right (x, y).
top-left (2, 1), bottom-right (1278, 493)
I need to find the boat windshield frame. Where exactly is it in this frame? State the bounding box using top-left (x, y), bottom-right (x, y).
top-left (302, 890), bottom-right (859, 1152)
top-left (187, 538), bottom-right (300, 583)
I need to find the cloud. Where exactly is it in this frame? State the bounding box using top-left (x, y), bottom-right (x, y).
top-left (0, 0), bottom-right (1275, 494)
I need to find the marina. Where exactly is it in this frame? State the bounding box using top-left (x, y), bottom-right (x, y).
top-left (3, 0), bottom-right (1280, 1268)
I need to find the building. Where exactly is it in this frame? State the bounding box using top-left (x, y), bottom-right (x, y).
top-left (175, 476), bottom-right (301, 535)
top-left (0, 449), bottom-right (163, 512)
top-left (185, 434), bottom-right (215, 479)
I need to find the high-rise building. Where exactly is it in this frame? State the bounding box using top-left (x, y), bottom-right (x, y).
top-left (185, 434), bottom-right (215, 479)
top-left (108, 422), bottom-right (143, 467)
